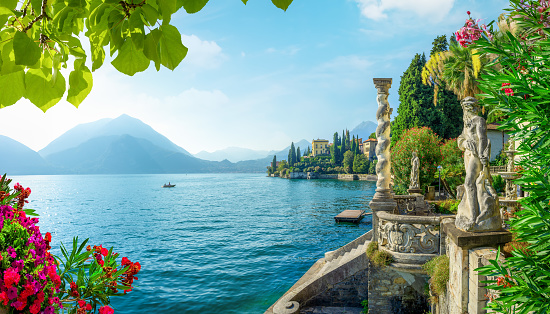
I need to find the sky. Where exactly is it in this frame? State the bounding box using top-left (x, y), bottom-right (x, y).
top-left (0, 0), bottom-right (510, 154)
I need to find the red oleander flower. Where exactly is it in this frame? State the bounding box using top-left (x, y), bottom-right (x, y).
top-left (45, 232), bottom-right (52, 242)
top-left (99, 305), bottom-right (114, 314)
top-left (101, 247), bottom-right (109, 257)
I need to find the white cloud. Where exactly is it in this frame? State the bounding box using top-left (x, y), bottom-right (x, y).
top-left (265, 45), bottom-right (301, 56)
top-left (355, 0), bottom-right (455, 21)
top-left (180, 34), bottom-right (227, 69)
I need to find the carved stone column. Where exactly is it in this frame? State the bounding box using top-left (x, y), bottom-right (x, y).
top-left (369, 78), bottom-right (397, 241)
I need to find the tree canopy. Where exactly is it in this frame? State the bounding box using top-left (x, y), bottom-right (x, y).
top-left (0, 0), bottom-right (293, 111)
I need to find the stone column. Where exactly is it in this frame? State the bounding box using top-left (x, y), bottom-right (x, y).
top-left (369, 78), bottom-right (397, 242)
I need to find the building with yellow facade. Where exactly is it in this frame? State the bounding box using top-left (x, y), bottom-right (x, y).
top-left (312, 139), bottom-right (329, 156)
top-left (363, 138), bottom-right (377, 161)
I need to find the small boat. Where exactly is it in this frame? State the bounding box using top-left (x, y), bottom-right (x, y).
top-left (162, 183), bottom-right (176, 188)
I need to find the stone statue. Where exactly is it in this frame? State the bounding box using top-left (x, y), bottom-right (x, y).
top-left (409, 152), bottom-right (419, 189)
top-left (455, 97), bottom-right (502, 232)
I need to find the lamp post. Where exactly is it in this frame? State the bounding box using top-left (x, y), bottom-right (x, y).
top-left (437, 165), bottom-right (442, 200)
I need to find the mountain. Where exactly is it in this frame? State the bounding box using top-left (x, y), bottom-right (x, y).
top-left (194, 139), bottom-right (312, 163)
top-left (39, 114), bottom-right (191, 157)
top-left (44, 134), bottom-right (210, 174)
top-left (0, 136), bottom-right (55, 175)
top-left (350, 121), bottom-right (377, 140)
top-left (194, 147), bottom-right (272, 163)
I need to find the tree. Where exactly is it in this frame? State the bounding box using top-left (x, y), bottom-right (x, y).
top-left (343, 150), bottom-right (354, 174)
top-left (331, 132), bottom-right (340, 164)
top-left (439, 138), bottom-right (465, 198)
top-left (0, 0), bottom-right (293, 111)
top-left (271, 155), bottom-right (277, 173)
top-left (369, 132), bottom-right (376, 139)
top-left (351, 135), bottom-right (356, 155)
top-left (392, 53), bottom-right (436, 146)
top-left (288, 142), bottom-right (296, 166)
top-left (353, 154), bottom-right (369, 174)
top-left (430, 35), bottom-right (448, 57)
top-left (296, 147), bottom-right (301, 161)
top-left (369, 159), bottom-right (377, 175)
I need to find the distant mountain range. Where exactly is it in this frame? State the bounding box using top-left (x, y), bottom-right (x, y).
top-left (0, 116), bottom-right (374, 175)
top-left (350, 121), bottom-right (377, 140)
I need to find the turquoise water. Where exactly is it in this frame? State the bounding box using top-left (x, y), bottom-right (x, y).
top-left (11, 174), bottom-right (375, 313)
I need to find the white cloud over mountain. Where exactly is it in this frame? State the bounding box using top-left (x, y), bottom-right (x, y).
top-left (355, 0), bottom-right (455, 21)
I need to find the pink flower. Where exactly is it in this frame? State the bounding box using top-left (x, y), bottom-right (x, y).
top-left (99, 305), bottom-right (114, 314)
top-left (4, 268), bottom-right (20, 288)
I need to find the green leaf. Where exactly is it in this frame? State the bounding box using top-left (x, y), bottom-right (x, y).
top-left (241, 0), bottom-right (247, 4)
top-left (0, 0), bottom-right (18, 10)
top-left (25, 68), bottom-right (66, 112)
top-left (143, 29), bottom-right (161, 70)
top-left (129, 8), bottom-right (145, 51)
top-left (30, 0), bottom-right (42, 13)
top-left (157, 0), bottom-right (176, 20)
top-left (180, 0), bottom-right (209, 14)
top-left (0, 70), bottom-right (25, 108)
top-left (111, 40), bottom-right (150, 76)
top-left (13, 31), bottom-right (42, 66)
top-left (89, 29), bottom-right (108, 71)
top-left (141, 3), bottom-right (158, 25)
top-left (159, 24), bottom-right (187, 70)
top-left (67, 59), bottom-right (93, 107)
top-left (271, 0), bottom-right (292, 11)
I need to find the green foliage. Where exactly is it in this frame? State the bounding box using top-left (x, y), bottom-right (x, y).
top-left (369, 159), bottom-right (377, 175)
top-left (0, 0), bottom-right (292, 110)
top-left (433, 199), bottom-right (460, 214)
top-left (366, 241), bottom-right (378, 259)
top-left (491, 149), bottom-right (508, 166)
top-left (491, 175), bottom-right (505, 194)
top-left (369, 132), bottom-right (376, 139)
top-left (423, 255), bottom-right (449, 300)
top-left (430, 35), bottom-right (448, 57)
top-left (343, 150), bottom-right (354, 174)
top-left (372, 250), bottom-right (393, 267)
top-left (361, 299), bottom-right (369, 314)
top-left (439, 138), bottom-right (465, 197)
top-left (473, 1), bottom-right (550, 312)
top-left (391, 127), bottom-right (442, 194)
top-left (353, 154), bottom-right (369, 174)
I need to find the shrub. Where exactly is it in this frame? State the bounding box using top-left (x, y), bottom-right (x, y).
top-left (423, 255), bottom-right (449, 300)
top-left (372, 250), bottom-right (394, 267)
top-left (433, 199), bottom-right (460, 214)
top-left (492, 175), bottom-right (505, 194)
top-left (366, 241), bottom-right (379, 259)
top-left (439, 138), bottom-right (465, 197)
top-left (391, 127), bottom-right (443, 195)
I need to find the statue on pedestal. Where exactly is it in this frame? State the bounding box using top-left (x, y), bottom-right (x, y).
top-left (455, 97), bottom-right (502, 232)
top-left (409, 152), bottom-right (420, 190)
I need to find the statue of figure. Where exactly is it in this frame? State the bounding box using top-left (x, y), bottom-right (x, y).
top-left (455, 97), bottom-right (502, 232)
top-left (409, 152), bottom-right (420, 189)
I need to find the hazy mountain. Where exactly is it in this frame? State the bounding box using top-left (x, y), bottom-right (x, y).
top-left (44, 134), bottom-right (209, 174)
top-left (194, 147), bottom-right (272, 163)
top-left (39, 114), bottom-right (191, 157)
top-left (350, 121), bottom-right (377, 140)
top-left (0, 136), bottom-right (55, 175)
top-left (194, 139), bottom-right (312, 163)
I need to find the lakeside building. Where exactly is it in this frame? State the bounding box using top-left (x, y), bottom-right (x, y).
top-left (363, 138), bottom-right (377, 161)
top-left (311, 139), bottom-right (329, 156)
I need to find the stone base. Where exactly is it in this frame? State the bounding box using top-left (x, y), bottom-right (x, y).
top-left (444, 222), bottom-right (511, 314)
top-left (369, 190), bottom-right (396, 242)
top-left (443, 223), bottom-right (511, 249)
top-left (407, 188), bottom-right (422, 195)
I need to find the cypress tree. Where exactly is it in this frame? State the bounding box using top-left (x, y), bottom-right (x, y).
top-left (331, 132), bottom-right (340, 164)
top-left (351, 135), bottom-right (356, 155)
top-left (272, 155), bottom-right (277, 172)
top-left (290, 142), bottom-right (296, 165)
top-left (392, 53), bottom-right (435, 146)
top-left (296, 147), bottom-right (301, 162)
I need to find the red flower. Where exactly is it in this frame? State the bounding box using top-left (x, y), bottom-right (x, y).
top-left (99, 305), bottom-right (114, 314)
top-left (78, 300), bottom-right (86, 308)
top-left (467, 10), bottom-right (471, 15)
top-left (101, 247), bottom-right (109, 257)
top-left (45, 232), bottom-right (52, 242)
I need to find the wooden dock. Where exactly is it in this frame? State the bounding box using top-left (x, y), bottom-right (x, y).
top-left (334, 210), bottom-right (366, 223)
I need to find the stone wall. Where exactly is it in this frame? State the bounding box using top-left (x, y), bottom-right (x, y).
top-left (303, 268), bottom-right (369, 308)
top-left (286, 173), bottom-right (375, 180)
top-left (368, 266), bottom-right (429, 314)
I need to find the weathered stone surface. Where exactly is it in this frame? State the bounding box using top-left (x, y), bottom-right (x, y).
top-left (443, 222), bottom-right (511, 249)
top-left (456, 97), bottom-right (502, 232)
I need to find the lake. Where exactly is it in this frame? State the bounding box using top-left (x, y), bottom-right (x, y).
top-left (11, 174), bottom-right (375, 313)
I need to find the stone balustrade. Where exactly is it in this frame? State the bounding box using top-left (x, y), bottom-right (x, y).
top-left (377, 212), bottom-right (453, 267)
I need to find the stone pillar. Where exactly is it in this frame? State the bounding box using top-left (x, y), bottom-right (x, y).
top-left (369, 78), bottom-right (397, 241)
top-left (442, 222), bottom-right (511, 314)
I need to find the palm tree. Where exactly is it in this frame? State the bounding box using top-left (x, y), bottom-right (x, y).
top-left (441, 43), bottom-right (484, 100)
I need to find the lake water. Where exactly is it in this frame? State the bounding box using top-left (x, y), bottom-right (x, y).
top-left (11, 174), bottom-right (375, 313)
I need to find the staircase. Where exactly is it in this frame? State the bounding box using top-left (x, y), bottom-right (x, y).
top-left (269, 230), bottom-right (372, 314)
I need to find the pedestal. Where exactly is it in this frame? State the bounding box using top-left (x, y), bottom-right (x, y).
top-left (370, 189), bottom-right (397, 241)
top-left (443, 223), bottom-right (511, 314)
top-left (407, 188), bottom-right (422, 195)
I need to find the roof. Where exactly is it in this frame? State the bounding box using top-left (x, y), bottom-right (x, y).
top-left (365, 138), bottom-right (378, 142)
top-left (312, 139), bottom-right (329, 142)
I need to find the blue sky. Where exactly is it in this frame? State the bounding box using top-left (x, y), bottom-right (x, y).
top-left (0, 0), bottom-right (509, 154)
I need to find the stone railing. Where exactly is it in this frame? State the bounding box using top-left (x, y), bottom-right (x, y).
top-left (393, 195), bottom-right (429, 216)
top-left (489, 165), bottom-right (506, 174)
top-left (377, 212), bottom-right (453, 267)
